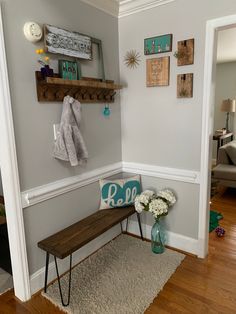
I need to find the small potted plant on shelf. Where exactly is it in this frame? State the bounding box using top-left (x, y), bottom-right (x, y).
top-left (135, 189), bottom-right (176, 254)
top-left (36, 48), bottom-right (54, 78)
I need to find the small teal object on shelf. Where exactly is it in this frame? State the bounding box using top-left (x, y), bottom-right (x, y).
top-left (103, 104), bottom-right (111, 117)
top-left (151, 218), bottom-right (166, 254)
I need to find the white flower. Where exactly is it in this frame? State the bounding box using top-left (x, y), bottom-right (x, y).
top-left (137, 193), bottom-right (149, 205)
top-left (149, 198), bottom-right (168, 218)
top-left (158, 189), bottom-right (176, 206)
top-left (134, 201), bottom-right (144, 213)
top-left (142, 190), bottom-right (155, 199)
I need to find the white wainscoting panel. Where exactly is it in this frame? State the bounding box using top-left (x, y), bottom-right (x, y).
top-left (21, 162), bottom-right (122, 208)
top-left (21, 162), bottom-right (200, 208)
top-left (122, 162), bottom-right (200, 184)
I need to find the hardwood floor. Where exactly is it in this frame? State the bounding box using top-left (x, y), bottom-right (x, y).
top-left (0, 187), bottom-right (235, 313)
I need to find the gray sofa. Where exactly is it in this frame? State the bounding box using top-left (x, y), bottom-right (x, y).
top-left (212, 140), bottom-right (236, 188)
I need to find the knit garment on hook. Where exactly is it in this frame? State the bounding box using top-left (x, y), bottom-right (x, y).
top-left (53, 96), bottom-right (88, 166)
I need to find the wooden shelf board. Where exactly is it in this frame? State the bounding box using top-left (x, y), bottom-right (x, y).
top-left (35, 71), bottom-right (122, 103)
top-left (46, 76), bottom-right (122, 90)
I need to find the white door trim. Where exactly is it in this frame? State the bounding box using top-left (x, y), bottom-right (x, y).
top-left (0, 5), bottom-right (31, 301)
top-left (199, 14), bottom-right (236, 258)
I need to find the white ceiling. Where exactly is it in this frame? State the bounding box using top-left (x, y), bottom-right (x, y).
top-left (80, 0), bottom-right (175, 18)
top-left (217, 27), bottom-right (236, 63)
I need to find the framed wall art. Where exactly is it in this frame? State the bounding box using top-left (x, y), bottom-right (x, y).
top-left (176, 38), bottom-right (194, 66)
top-left (144, 34), bottom-right (172, 55)
top-left (44, 24), bottom-right (92, 60)
top-left (177, 73), bottom-right (193, 98)
top-left (146, 56), bottom-right (170, 87)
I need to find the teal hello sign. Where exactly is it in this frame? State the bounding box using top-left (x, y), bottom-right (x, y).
top-left (100, 177), bottom-right (141, 209)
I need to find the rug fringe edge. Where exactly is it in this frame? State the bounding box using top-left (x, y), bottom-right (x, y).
top-left (41, 291), bottom-right (71, 314)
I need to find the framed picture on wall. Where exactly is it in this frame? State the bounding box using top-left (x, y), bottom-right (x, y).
top-left (177, 73), bottom-right (193, 98)
top-left (146, 56), bottom-right (170, 87)
top-left (144, 34), bottom-right (173, 55)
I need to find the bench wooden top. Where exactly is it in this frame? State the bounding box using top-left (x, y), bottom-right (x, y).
top-left (38, 206), bottom-right (135, 259)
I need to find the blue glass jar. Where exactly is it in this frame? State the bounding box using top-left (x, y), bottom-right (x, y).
top-left (151, 218), bottom-right (166, 254)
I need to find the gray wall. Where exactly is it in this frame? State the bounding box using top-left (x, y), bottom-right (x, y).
top-left (137, 176), bottom-right (199, 239)
top-left (213, 62), bottom-right (236, 159)
top-left (2, 0), bottom-right (121, 274)
top-left (119, 0), bottom-right (236, 235)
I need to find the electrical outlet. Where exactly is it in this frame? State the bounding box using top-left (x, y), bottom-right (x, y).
top-left (53, 124), bottom-right (60, 141)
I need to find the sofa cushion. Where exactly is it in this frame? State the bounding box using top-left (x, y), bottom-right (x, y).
top-left (225, 141), bottom-right (236, 165)
top-left (212, 164), bottom-right (236, 181)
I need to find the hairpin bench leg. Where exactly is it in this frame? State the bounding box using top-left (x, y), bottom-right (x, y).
top-left (126, 217), bottom-right (129, 232)
top-left (136, 213), bottom-right (144, 240)
top-left (44, 252), bottom-right (50, 293)
top-left (54, 254), bottom-right (73, 307)
top-left (120, 222), bottom-right (123, 233)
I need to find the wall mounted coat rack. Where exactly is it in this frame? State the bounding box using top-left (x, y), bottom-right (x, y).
top-left (35, 72), bottom-right (122, 103)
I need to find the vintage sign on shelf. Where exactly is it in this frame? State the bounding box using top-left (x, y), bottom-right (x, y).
top-left (144, 34), bottom-right (172, 55)
top-left (146, 57), bottom-right (170, 87)
top-left (59, 60), bottom-right (81, 80)
top-left (177, 73), bottom-right (193, 98)
top-left (44, 24), bottom-right (92, 60)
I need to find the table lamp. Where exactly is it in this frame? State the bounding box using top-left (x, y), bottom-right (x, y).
top-left (221, 99), bottom-right (235, 132)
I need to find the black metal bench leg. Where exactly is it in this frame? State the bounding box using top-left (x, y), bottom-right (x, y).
top-left (44, 252), bottom-right (50, 293)
top-left (126, 217), bottom-right (129, 232)
top-left (136, 213), bottom-right (144, 240)
top-left (120, 222), bottom-right (123, 233)
top-left (54, 254), bottom-right (73, 307)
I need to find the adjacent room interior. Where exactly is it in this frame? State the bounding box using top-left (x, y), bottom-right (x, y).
top-left (210, 26), bottom-right (236, 242)
top-left (0, 0), bottom-right (236, 313)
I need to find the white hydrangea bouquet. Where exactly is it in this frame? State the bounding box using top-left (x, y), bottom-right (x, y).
top-left (134, 189), bottom-right (176, 220)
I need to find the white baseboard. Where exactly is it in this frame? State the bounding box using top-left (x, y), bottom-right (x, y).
top-left (125, 219), bottom-right (200, 256)
top-left (30, 225), bottom-right (121, 295)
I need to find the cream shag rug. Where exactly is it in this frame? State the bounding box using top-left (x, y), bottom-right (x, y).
top-left (42, 235), bottom-right (185, 314)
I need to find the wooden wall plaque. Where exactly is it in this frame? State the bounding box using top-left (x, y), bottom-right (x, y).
top-left (177, 73), bottom-right (193, 98)
top-left (146, 56), bottom-right (170, 87)
top-left (177, 39), bottom-right (194, 66)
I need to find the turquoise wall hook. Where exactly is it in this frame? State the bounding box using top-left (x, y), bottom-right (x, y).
top-left (103, 104), bottom-right (111, 117)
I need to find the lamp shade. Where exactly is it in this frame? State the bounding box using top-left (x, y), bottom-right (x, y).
top-left (221, 99), bottom-right (236, 113)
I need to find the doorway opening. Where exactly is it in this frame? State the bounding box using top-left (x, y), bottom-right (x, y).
top-left (199, 15), bottom-right (236, 258)
top-left (210, 25), bottom-right (236, 246)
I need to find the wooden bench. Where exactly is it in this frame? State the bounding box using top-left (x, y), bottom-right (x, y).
top-left (38, 206), bottom-right (143, 306)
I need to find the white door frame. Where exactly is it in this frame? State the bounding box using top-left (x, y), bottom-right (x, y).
top-left (199, 14), bottom-right (236, 258)
top-left (0, 5), bottom-right (31, 301)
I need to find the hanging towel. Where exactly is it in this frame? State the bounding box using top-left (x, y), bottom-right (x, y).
top-left (53, 96), bottom-right (88, 166)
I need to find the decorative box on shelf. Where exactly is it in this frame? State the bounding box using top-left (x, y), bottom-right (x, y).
top-left (35, 71), bottom-right (122, 103)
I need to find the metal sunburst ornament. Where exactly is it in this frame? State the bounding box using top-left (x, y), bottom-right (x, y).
top-left (124, 50), bottom-right (141, 69)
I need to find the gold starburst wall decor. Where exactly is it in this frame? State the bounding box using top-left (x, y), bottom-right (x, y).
top-left (124, 50), bottom-right (141, 69)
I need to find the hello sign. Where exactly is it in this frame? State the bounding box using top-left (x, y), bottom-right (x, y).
top-left (99, 176), bottom-right (141, 210)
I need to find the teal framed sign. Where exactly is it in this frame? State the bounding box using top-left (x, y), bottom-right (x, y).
top-left (144, 34), bottom-right (172, 55)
